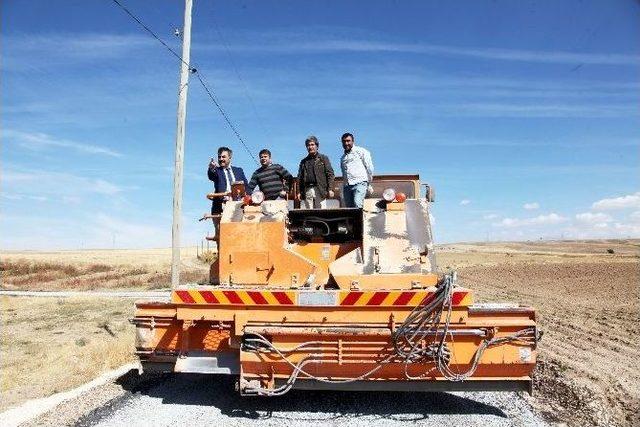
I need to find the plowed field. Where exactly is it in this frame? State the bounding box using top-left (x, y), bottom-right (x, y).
top-left (439, 240), bottom-right (639, 426)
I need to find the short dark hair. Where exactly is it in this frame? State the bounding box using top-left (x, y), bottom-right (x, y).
top-left (218, 146), bottom-right (232, 156)
top-left (259, 149), bottom-right (271, 157)
top-left (341, 132), bottom-right (354, 141)
top-left (305, 135), bottom-right (319, 147)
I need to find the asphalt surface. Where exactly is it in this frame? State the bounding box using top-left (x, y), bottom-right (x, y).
top-left (75, 373), bottom-right (548, 427)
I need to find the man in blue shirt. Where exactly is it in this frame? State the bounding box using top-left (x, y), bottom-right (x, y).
top-left (207, 146), bottom-right (249, 215)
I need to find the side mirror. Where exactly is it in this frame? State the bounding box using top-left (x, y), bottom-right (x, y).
top-left (424, 184), bottom-right (435, 202)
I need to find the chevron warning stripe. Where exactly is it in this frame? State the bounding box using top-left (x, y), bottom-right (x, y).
top-left (172, 289), bottom-right (295, 305)
top-left (172, 289), bottom-right (472, 306)
top-left (338, 290), bottom-right (472, 307)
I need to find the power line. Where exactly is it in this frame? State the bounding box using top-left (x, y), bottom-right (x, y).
top-left (110, 0), bottom-right (185, 65)
top-left (109, 0), bottom-right (258, 164)
top-left (209, 4), bottom-right (273, 145)
top-left (194, 71), bottom-right (257, 162)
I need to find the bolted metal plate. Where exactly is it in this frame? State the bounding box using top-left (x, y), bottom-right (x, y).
top-left (298, 290), bottom-right (338, 306)
top-left (174, 351), bottom-right (239, 374)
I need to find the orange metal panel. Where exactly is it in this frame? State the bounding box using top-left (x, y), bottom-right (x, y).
top-left (133, 297), bottom-right (538, 389)
top-left (173, 305), bottom-right (474, 324)
top-left (230, 251), bottom-right (270, 284)
top-left (331, 273), bottom-right (439, 290)
top-left (238, 324), bottom-right (537, 382)
top-left (290, 242), bottom-right (360, 285)
top-left (218, 221), bottom-right (315, 286)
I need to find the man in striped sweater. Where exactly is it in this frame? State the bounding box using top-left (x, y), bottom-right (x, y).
top-left (247, 149), bottom-right (294, 200)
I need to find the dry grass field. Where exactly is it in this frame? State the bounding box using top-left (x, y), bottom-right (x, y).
top-left (0, 296), bottom-right (135, 412)
top-left (0, 247), bottom-right (209, 291)
top-left (1, 240), bottom-right (638, 425)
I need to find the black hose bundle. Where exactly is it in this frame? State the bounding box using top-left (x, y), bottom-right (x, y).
top-left (392, 273), bottom-right (453, 364)
top-left (393, 272), bottom-right (538, 381)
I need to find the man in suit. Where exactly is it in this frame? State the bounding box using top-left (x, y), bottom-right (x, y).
top-left (207, 146), bottom-right (249, 215)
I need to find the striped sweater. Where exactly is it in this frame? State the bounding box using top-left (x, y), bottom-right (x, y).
top-left (247, 163), bottom-right (294, 200)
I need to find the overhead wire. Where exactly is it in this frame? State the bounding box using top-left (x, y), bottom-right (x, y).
top-left (209, 3), bottom-right (274, 145)
top-left (193, 71), bottom-right (257, 163)
top-left (108, 0), bottom-right (258, 165)
top-left (110, 0), bottom-right (185, 64)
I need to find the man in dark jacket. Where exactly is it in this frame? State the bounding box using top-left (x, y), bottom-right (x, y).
top-left (247, 149), bottom-right (294, 200)
top-left (297, 136), bottom-right (335, 209)
top-left (207, 146), bottom-right (249, 215)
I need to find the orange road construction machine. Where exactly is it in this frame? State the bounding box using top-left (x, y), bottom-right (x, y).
top-left (132, 175), bottom-right (541, 395)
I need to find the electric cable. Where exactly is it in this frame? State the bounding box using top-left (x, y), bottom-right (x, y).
top-left (108, 0), bottom-right (259, 165)
top-left (239, 272), bottom-right (540, 395)
top-left (110, 0), bottom-right (186, 64)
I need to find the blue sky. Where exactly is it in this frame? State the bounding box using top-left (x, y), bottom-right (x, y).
top-left (2, 0), bottom-right (639, 249)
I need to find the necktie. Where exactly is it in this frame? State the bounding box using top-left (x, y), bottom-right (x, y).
top-left (223, 168), bottom-right (231, 193)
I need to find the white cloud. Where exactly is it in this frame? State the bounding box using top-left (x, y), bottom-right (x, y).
top-left (494, 213), bottom-right (568, 228)
top-left (575, 212), bottom-right (613, 224)
top-left (28, 195), bottom-right (49, 202)
top-left (62, 196), bottom-right (82, 205)
top-left (5, 129), bottom-right (122, 157)
top-left (629, 211), bottom-right (640, 222)
top-left (523, 202), bottom-right (539, 210)
top-left (93, 179), bottom-right (123, 196)
top-left (202, 31), bottom-right (640, 65)
top-left (483, 213), bottom-right (499, 220)
top-left (3, 169), bottom-right (124, 198)
top-left (1, 193), bottom-right (23, 200)
top-left (94, 214), bottom-right (165, 244)
top-left (460, 199), bottom-right (471, 206)
top-left (2, 33), bottom-right (154, 71)
top-left (592, 192), bottom-right (640, 210)
top-left (611, 222), bottom-right (640, 236)
top-left (450, 103), bottom-right (638, 118)
top-left (0, 212), bottom-right (169, 250)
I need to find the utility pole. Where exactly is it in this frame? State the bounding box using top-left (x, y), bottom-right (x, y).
top-left (171, 0), bottom-right (193, 289)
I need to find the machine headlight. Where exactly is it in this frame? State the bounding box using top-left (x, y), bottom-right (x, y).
top-left (251, 191), bottom-right (265, 204)
top-left (382, 188), bottom-right (396, 202)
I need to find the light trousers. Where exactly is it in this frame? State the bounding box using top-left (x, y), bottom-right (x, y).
top-left (343, 181), bottom-right (367, 208)
top-left (302, 187), bottom-right (326, 209)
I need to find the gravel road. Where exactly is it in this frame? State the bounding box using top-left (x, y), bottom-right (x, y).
top-left (67, 373), bottom-right (548, 427)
